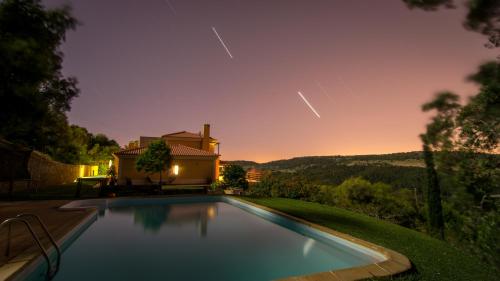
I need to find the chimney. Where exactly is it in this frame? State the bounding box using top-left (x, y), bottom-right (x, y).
top-left (202, 124), bottom-right (210, 151)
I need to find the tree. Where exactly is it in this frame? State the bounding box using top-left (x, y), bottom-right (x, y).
top-left (421, 137), bottom-right (445, 239)
top-left (87, 133), bottom-right (120, 173)
top-left (420, 92), bottom-right (461, 239)
top-left (0, 0), bottom-right (79, 158)
top-left (222, 164), bottom-right (248, 189)
top-left (135, 140), bottom-right (172, 187)
top-left (460, 62), bottom-right (500, 151)
top-left (403, 0), bottom-right (500, 49)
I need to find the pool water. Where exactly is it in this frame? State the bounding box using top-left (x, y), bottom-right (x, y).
top-left (31, 198), bottom-right (384, 281)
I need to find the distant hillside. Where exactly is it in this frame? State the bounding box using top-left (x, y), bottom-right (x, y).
top-left (225, 152), bottom-right (426, 190)
top-left (225, 151), bottom-right (424, 171)
top-left (223, 160), bottom-right (260, 169)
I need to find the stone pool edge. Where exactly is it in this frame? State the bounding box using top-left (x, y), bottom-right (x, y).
top-left (230, 197), bottom-right (412, 281)
top-left (7, 208), bottom-right (98, 281)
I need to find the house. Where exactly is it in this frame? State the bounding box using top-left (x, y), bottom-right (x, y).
top-left (113, 124), bottom-right (220, 185)
top-left (246, 168), bottom-right (264, 183)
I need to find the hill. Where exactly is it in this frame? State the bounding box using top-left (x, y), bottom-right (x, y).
top-left (226, 151), bottom-right (424, 170)
top-left (226, 152), bottom-right (425, 190)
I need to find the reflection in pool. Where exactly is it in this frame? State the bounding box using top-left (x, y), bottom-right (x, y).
top-left (47, 201), bottom-right (382, 281)
top-left (109, 203), bottom-right (218, 236)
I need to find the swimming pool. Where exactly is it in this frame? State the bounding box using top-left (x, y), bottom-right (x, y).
top-left (20, 196), bottom-right (398, 281)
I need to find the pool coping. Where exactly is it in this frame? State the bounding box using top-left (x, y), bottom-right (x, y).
top-left (230, 197), bottom-right (412, 281)
top-left (8, 196), bottom-right (411, 281)
top-left (6, 208), bottom-right (98, 281)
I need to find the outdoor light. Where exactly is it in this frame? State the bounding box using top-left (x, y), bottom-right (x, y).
top-left (109, 159), bottom-right (112, 168)
top-left (173, 165), bottom-right (179, 175)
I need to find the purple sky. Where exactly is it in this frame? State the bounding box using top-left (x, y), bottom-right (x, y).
top-left (45, 0), bottom-right (496, 162)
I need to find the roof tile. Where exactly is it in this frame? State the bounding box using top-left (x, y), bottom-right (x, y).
top-left (115, 144), bottom-right (218, 157)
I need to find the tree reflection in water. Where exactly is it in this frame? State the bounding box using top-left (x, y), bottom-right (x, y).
top-left (111, 203), bottom-right (219, 236)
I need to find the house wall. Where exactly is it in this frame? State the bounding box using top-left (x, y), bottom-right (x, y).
top-left (209, 142), bottom-right (217, 153)
top-left (116, 157), bottom-right (168, 184)
top-left (171, 158), bottom-right (216, 184)
top-left (139, 136), bottom-right (160, 147)
top-left (164, 138), bottom-right (202, 149)
top-left (116, 155), bottom-right (218, 185)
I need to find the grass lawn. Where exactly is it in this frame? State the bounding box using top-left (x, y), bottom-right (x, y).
top-left (241, 197), bottom-right (497, 281)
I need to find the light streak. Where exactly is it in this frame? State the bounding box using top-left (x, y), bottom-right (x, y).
top-left (316, 81), bottom-right (334, 101)
top-left (164, 0), bottom-right (176, 15)
top-left (211, 27), bottom-right (234, 59)
top-left (297, 91), bottom-right (321, 118)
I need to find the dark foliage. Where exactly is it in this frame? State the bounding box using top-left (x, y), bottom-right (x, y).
top-left (422, 142), bottom-right (445, 239)
top-left (0, 0), bottom-right (79, 157)
top-left (403, 0), bottom-right (500, 49)
top-left (136, 140), bottom-right (172, 186)
top-left (299, 163), bottom-right (425, 190)
top-left (222, 164), bottom-right (248, 189)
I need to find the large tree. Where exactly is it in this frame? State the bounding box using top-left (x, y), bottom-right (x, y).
top-left (136, 140), bottom-right (172, 187)
top-left (405, 1), bottom-right (499, 265)
top-left (420, 92), bottom-right (461, 239)
top-left (403, 0), bottom-right (500, 49)
top-left (419, 64), bottom-right (499, 265)
top-left (0, 0), bottom-right (79, 158)
top-left (222, 164), bottom-right (249, 189)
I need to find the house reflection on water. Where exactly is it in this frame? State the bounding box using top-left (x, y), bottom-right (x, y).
top-left (109, 203), bottom-right (218, 237)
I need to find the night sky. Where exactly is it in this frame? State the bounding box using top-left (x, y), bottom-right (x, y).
top-left (44, 0), bottom-right (496, 162)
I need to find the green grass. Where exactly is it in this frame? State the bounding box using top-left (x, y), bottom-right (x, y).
top-left (241, 197), bottom-right (497, 281)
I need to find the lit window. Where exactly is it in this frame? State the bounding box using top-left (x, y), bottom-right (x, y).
top-left (173, 165), bottom-right (179, 175)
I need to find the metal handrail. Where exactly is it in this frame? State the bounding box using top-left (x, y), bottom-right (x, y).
top-left (1, 218), bottom-right (54, 280)
top-left (16, 214), bottom-right (61, 276)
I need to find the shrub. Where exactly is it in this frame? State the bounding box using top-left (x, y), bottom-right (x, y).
top-left (210, 180), bottom-right (225, 191)
top-left (222, 164), bottom-right (248, 189)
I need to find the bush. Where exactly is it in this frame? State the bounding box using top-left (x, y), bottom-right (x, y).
top-left (253, 174), bottom-right (420, 227)
top-left (444, 204), bottom-right (500, 268)
top-left (330, 177), bottom-right (418, 226)
top-left (248, 172), bottom-right (320, 200)
top-left (222, 164), bottom-right (248, 189)
top-left (209, 180), bottom-right (225, 192)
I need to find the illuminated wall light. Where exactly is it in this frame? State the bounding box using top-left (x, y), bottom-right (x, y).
top-left (173, 165), bottom-right (179, 175)
top-left (109, 159), bottom-right (113, 168)
top-left (79, 165), bottom-right (85, 178)
top-left (91, 166), bottom-right (98, 176)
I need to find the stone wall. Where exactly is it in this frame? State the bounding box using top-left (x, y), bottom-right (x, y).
top-left (0, 151), bottom-right (93, 193)
top-left (28, 151), bottom-right (92, 187)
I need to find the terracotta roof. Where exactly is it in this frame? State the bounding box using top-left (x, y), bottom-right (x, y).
top-left (162, 131), bottom-right (217, 141)
top-left (162, 131), bottom-right (202, 138)
top-left (114, 146), bottom-right (147, 156)
top-left (171, 144), bottom-right (218, 156)
top-left (114, 144), bottom-right (218, 157)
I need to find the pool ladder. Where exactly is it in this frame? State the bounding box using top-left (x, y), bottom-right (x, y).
top-left (1, 214), bottom-right (61, 280)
